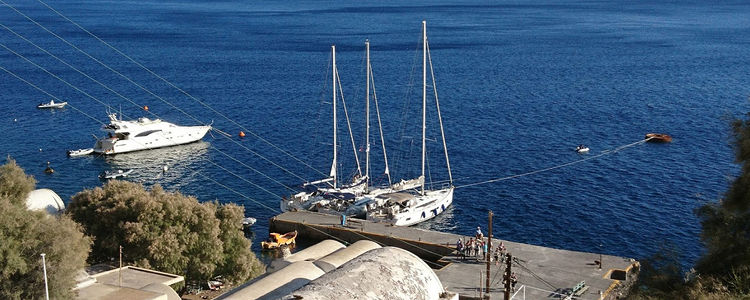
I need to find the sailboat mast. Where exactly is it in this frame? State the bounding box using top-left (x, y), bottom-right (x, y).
top-left (421, 20), bottom-right (427, 196)
top-left (365, 40), bottom-right (371, 192)
top-left (331, 45), bottom-right (338, 189)
top-left (426, 37), bottom-right (454, 186)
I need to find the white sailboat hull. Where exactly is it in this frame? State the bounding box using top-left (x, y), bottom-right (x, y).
top-left (367, 186), bottom-right (454, 226)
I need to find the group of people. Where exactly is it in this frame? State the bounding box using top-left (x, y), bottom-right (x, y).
top-left (454, 226), bottom-right (508, 263)
top-left (454, 226), bottom-right (518, 291)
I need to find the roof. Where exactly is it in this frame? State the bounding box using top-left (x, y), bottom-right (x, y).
top-left (287, 247), bottom-right (444, 300)
top-left (25, 188), bottom-right (64, 214)
top-left (75, 265), bottom-right (183, 300)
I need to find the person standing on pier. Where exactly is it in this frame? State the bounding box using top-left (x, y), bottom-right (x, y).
top-left (475, 226), bottom-right (484, 240)
top-left (474, 239), bottom-right (481, 258)
top-left (483, 240), bottom-right (488, 260)
top-left (456, 239), bottom-right (464, 259)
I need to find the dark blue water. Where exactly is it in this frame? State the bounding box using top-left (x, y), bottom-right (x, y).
top-left (2, 0), bottom-right (750, 268)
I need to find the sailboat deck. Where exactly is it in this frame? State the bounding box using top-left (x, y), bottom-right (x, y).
top-left (270, 211), bottom-right (638, 300)
top-left (375, 192), bottom-right (413, 204)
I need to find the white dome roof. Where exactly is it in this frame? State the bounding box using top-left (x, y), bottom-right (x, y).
top-left (287, 246), bottom-right (444, 300)
top-left (25, 189), bottom-right (64, 215)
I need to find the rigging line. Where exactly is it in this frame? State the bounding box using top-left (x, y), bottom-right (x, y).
top-left (32, 0), bottom-right (327, 178)
top-left (426, 41), bottom-right (453, 185)
top-left (307, 57), bottom-right (332, 171)
top-left (455, 138), bottom-right (652, 189)
top-left (1, 68), bottom-right (451, 268)
top-left (370, 63), bottom-right (392, 185)
top-left (0, 41), bottom-right (296, 194)
top-left (336, 67), bottom-right (362, 176)
top-left (392, 31), bottom-right (422, 177)
top-left (0, 27), bottom-right (301, 191)
top-left (0, 2), bottom-right (312, 185)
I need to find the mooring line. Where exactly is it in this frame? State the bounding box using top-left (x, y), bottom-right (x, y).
top-left (455, 137), bottom-right (653, 189)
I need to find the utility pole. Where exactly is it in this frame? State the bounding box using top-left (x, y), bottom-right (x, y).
top-left (41, 253), bottom-right (49, 300)
top-left (504, 253), bottom-right (512, 300)
top-left (119, 245), bottom-right (123, 287)
top-left (486, 210), bottom-right (493, 298)
top-left (479, 271), bottom-right (483, 299)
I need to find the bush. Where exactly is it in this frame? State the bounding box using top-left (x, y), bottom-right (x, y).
top-left (67, 180), bottom-right (264, 284)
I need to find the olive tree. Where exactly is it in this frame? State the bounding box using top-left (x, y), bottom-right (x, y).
top-left (0, 158), bottom-right (91, 300)
top-left (67, 180), bottom-right (264, 284)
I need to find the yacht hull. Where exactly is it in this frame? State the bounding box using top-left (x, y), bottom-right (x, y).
top-left (94, 125), bottom-right (210, 155)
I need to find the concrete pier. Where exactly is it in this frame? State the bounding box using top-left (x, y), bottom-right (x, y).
top-left (270, 211), bottom-right (638, 300)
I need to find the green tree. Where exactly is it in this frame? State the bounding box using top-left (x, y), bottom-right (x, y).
top-left (0, 158), bottom-right (91, 300)
top-left (0, 156), bottom-right (36, 206)
top-left (696, 114), bottom-right (750, 279)
top-left (67, 180), bottom-right (264, 284)
top-left (632, 114), bottom-right (750, 298)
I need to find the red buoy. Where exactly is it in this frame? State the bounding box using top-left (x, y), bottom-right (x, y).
top-left (239, 131), bottom-right (246, 138)
top-left (143, 105), bottom-right (149, 111)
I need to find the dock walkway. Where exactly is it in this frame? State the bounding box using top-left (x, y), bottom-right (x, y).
top-left (270, 211), bottom-right (637, 299)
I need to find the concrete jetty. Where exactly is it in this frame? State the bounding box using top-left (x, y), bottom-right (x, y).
top-left (270, 211), bottom-right (638, 299)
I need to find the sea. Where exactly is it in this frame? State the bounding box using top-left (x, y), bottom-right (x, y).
top-left (2, 0), bottom-right (750, 269)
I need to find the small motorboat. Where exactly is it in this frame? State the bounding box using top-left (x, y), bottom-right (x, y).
top-left (99, 169), bottom-right (133, 180)
top-left (575, 145), bottom-right (590, 153)
top-left (37, 100), bottom-right (67, 109)
top-left (261, 230), bottom-right (297, 250)
top-left (67, 148), bottom-right (94, 157)
top-left (207, 278), bottom-right (224, 291)
top-left (242, 217), bottom-right (256, 228)
top-left (645, 133), bottom-right (672, 143)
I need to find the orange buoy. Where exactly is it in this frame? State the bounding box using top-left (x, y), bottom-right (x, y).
top-left (239, 131), bottom-right (246, 138)
top-left (143, 105), bottom-right (149, 111)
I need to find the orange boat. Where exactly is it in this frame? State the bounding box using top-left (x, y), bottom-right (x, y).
top-left (645, 133), bottom-right (672, 143)
top-left (261, 230), bottom-right (297, 250)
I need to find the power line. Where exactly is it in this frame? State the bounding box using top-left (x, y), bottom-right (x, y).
top-left (0, 64), bottom-right (281, 198)
top-left (0, 0), bottom-right (312, 186)
top-left (32, 0), bottom-right (327, 178)
top-left (2, 64), bottom-right (457, 268)
top-left (0, 23), bottom-right (298, 193)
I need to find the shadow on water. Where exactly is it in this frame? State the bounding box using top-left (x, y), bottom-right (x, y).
top-left (96, 141), bottom-right (211, 189)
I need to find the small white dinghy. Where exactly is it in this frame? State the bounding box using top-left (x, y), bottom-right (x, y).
top-left (242, 217), bottom-right (256, 228)
top-left (37, 100), bottom-right (67, 109)
top-left (575, 145), bottom-right (590, 153)
top-left (67, 148), bottom-right (94, 157)
top-left (99, 169), bottom-right (133, 180)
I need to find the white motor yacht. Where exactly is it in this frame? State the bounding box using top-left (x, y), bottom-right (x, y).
top-left (93, 112), bottom-right (210, 155)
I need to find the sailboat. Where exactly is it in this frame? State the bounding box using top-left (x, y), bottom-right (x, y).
top-left (281, 45), bottom-right (368, 213)
top-left (366, 21), bottom-right (455, 226)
